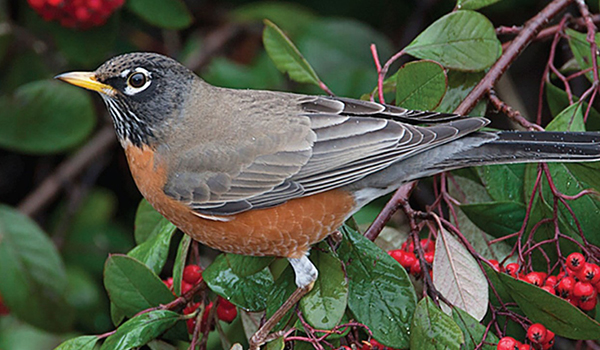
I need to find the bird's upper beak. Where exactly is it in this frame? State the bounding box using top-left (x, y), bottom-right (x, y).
top-left (55, 71), bottom-right (116, 96)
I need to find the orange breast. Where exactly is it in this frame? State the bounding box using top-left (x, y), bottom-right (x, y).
top-left (124, 144), bottom-right (356, 258)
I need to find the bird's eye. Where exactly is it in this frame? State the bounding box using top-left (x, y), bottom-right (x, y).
top-left (128, 72), bottom-right (147, 88)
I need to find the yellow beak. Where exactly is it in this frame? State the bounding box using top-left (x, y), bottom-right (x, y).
top-left (55, 71), bottom-right (116, 96)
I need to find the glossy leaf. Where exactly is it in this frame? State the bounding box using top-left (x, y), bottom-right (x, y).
top-left (128, 216), bottom-right (176, 274)
top-left (405, 11), bottom-right (501, 71)
top-left (0, 81), bottom-right (95, 154)
top-left (203, 254), bottom-right (274, 311)
top-left (127, 0), bottom-right (192, 29)
top-left (546, 103), bottom-right (585, 132)
top-left (452, 308), bottom-right (498, 350)
top-left (225, 254), bottom-right (275, 277)
top-left (104, 255), bottom-right (175, 317)
top-left (100, 310), bottom-right (180, 350)
top-left (436, 70), bottom-right (486, 114)
top-left (460, 202), bottom-right (526, 239)
top-left (409, 297), bottom-right (464, 350)
top-left (477, 164), bottom-right (525, 203)
top-left (395, 60), bottom-right (447, 110)
top-left (433, 228), bottom-right (488, 321)
top-left (300, 249), bottom-right (348, 330)
top-left (263, 19), bottom-right (321, 86)
top-left (566, 28), bottom-right (600, 83)
top-left (498, 272), bottom-right (600, 339)
top-left (0, 205), bottom-right (74, 332)
top-left (54, 336), bottom-right (99, 350)
top-left (172, 235), bottom-right (191, 296)
top-left (456, 0), bottom-right (503, 10)
top-left (338, 226), bottom-right (417, 349)
top-left (134, 199), bottom-right (167, 244)
top-left (266, 265), bottom-right (297, 331)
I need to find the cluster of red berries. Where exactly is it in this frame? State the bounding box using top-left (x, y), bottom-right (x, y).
top-left (162, 265), bottom-right (237, 334)
top-left (27, 0), bottom-right (124, 29)
top-left (492, 252), bottom-right (599, 312)
top-left (497, 323), bottom-right (555, 350)
top-left (388, 238), bottom-right (435, 278)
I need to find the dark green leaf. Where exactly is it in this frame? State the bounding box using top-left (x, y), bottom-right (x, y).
top-left (545, 82), bottom-right (600, 131)
top-left (225, 254), bottom-right (275, 277)
top-left (266, 265), bottom-right (297, 331)
top-left (436, 70), bottom-right (485, 114)
top-left (566, 161), bottom-right (600, 191)
top-left (104, 255), bottom-right (175, 317)
top-left (546, 103), bottom-right (585, 132)
top-left (405, 11), bottom-right (501, 71)
top-left (127, 0), bottom-right (193, 29)
top-left (477, 164), bottom-right (525, 203)
top-left (128, 216), bottom-right (176, 274)
top-left (111, 302), bottom-right (126, 326)
top-left (409, 297), bottom-right (463, 350)
top-left (460, 202), bottom-right (526, 238)
top-left (498, 272), bottom-right (600, 339)
top-left (300, 249), bottom-right (348, 330)
top-left (566, 28), bottom-right (600, 83)
top-left (100, 310), bottom-right (180, 350)
top-left (134, 199), bottom-right (167, 244)
top-left (396, 60), bottom-right (447, 110)
top-left (0, 205), bottom-right (74, 332)
top-left (456, 0), bottom-right (503, 10)
top-left (172, 235), bottom-right (191, 296)
top-left (203, 54), bottom-right (284, 90)
top-left (203, 254), bottom-right (274, 311)
top-left (2, 51), bottom-right (50, 93)
top-left (54, 336), bottom-right (99, 350)
top-left (452, 307), bottom-right (498, 350)
top-left (263, 19), bottom-right (321, 86)
top-left (265, 336), bottom-right (285, 350)
top-left (0, 80), bottom-right (95, 154)
top-left (338, 226), bottom-right (417, 348)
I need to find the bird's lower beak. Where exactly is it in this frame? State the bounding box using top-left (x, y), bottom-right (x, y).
top-left (55, 71), bottom-right (116, 96)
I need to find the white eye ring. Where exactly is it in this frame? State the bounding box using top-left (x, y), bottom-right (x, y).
top-left (123, 67), bottom-right (152, 95)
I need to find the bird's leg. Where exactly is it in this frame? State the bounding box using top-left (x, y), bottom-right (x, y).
top-left (249, 255), bottom-right (318, 350)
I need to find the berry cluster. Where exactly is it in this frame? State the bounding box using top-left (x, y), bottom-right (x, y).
top-left (497, 323), bottom-right (554, 350)
top-left (496, 252), bottom-right (599, 312)
top-left (388, 238), bottom-right (435, 278)
top-left (163, 265), bottom-right (238, 334)
top-left (27, 0), bottom-right (124, 29)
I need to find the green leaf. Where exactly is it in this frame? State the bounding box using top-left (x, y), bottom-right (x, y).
top-left (265, 336), bottom-right (285, 350)
top-left (231, 2), bottom-right (315, 36)
top-left (0, 80), bottom-right (95, 154)
top-left (396, 60), bottom-right (447, 110)
top-left (338, 226), bottom-right (417, 349)
top-left (498, 271), bottom-right (600, 339)
top-left (172, 235), bottom-right (191, 296)
top-left (456, 0), bottom-right (503, 10)
top-left (433, 228), bottom-right (488, 321)
top-left (300, 248), bottom-right (348, 330)
top-left (104, 254), bottom-right (175, 317)
top-left (405, 10), bottom-right (501, 71)
top-left (266, 265), bottom-right (297, 331)
top-left (225, 254), bottom-right (275, 277)
top-left (203, 254), bottom-right (274, 311)
top-left (134, 199), bottom-right (167, 244)
top-left (128, 216), bottom-right (176, 274)
top-left (203, 54), bottom-right (284, 90)
top-left (477, 164), bottom-right (525, 203)
top-left (545, 83), bottom-right (600, 131)
top-left (54, 336), bottom-right (99, 350)
top-left (460, 202), bottom-right (526, 239)
top-left (546, 103), bottom-right (585, 132)
top-left (409, 297), bottom-right (464, 350)
top-left (435, 70), bottom-right (485, 114)
top-left (100, 310), bottom-right (181, 350)
top-left (0, 205), bottom-right (74, 332)
top-left (263, 19), bottom-right (321, 86)
top-left (566, 161), bottom-right (600, 191)
top-left (127, 0), bottom-right (193, 29)
top-left (566, 28), bottom-right (600, 83)
top-left (452, 308), bottom-right (498, 350)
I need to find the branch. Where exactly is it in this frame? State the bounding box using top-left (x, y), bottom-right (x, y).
top-left (455, 0), bottom-right (574, 115)
top-left (363, 181), bottom-right (416, 241)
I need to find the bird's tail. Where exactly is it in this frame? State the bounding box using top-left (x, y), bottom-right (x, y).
top-left (432, 131), bottom-right (600, 172)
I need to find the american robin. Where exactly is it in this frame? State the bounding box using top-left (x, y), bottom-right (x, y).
top-left (57, 52), bottom-right (600, 347)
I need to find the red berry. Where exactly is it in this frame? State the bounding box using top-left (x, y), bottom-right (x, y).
top-left (398, 251), bottom-right (417, 270)
top-left (181, 281), bottom-right (193, 295)
top-left (541, 330), bottom-right (554, 349)
top-left (489, 259), bottom-right (501, 272)
top-left (410, 259), bottom-right (422, 277)
top-left (577, 263), bottom-right (600, 285)
top-left (216, 304), bottom-right (237, 322)
top-left (544, 275), bottom-right (557, 287)
top-left (519, 345), bottom-right (532, 350)
top-left (183, 265), bottom-right (203, 285)
top-left (217, 296), bottom-right (235, 310)
top-left (541, 285), bottom-right (556, 295)
top-left (338, 347), bottom-right (352, 350)
top-left (527, 323), bottom-right (547, 344)
top-left (573, 281), bottom-right (597, 302)
top-left (420, 238), bottom-right (435, 253)
top-left (566, 252), bottom-right (585, 272)
top-left (183, 302), bottom-right (200, 333)
top-left (388, 249), bottom-right (405, 264)
top-left (424, 251), bottom-right (435, 264)
top-left (505, 263), bottom-right (520, 278)
top-left (27, 0), bottom-right (123, 29)
top-left (556, 276), bottom-right (576, 298)
top-left (369, 339), bottom-right (386, 350)
top-left (524, 272), bottom-right (544, 286)
top-left (496, 336), bottom-right (518, 350)
top-left (200, 302), bottom-right (214, 331)
top-left (163, 277), bottom-right (173, 290)
top-left (579, 296), bottom-right (598, 311)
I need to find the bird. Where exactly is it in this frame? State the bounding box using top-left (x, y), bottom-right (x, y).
top-left (56, 52), bottom-right (600, 347)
